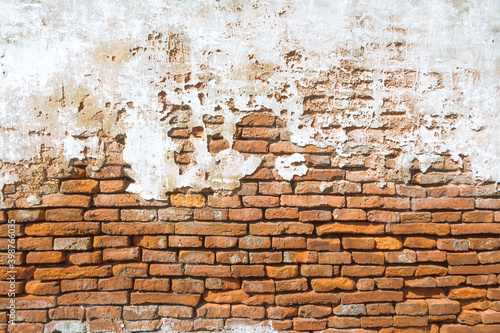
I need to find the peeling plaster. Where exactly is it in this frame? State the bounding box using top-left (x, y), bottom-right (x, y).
top-left (0, 0), bottom-right (499, 200)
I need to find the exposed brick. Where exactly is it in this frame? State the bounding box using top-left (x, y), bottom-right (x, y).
top-left (60, 179), bottom-right (99, 194)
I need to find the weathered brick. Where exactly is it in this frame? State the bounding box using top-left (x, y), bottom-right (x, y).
top-left (412, 198), bottom-right (474, 210)
top-left (84, 209), bottom-right (119, 221)
top-left (60, 179), bottom-right (99, 194)
top-left (175, 222), bottom-right (246, 235)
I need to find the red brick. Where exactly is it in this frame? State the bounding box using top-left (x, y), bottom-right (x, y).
top-left (352, 252), bottom-right (384, 265)
top-left (159, 207), bottom-right (194, 221)
top-left (205, 236), bottom-right (237, 248)
top-left (172, 278), bottom-right (204, 294)
top-left (301, 264), bottom-right (333, 277)
top-left (184, 265), bottom-right (231, 277)
top-left (299, 210), bottom-right (332, 221)
top-left (367, 210), bottom-right (399, 222)
top-left (250, 222), bottom-right (314, 235)
top-left (267, 306), bottom-right (298, 319)
top-left (462, 210), bottom-right (494, 222)
top-left (112, 263), bottom-right (148, 277)
top-left (265, 207), bottom-right (299, 219)
top-left (387, 223), bottom-right (450, 236)
top-left (293, 317), bottom-right (327, 330)
top-left (103, 247), bottom-right (140, 261)
top-left (84, 209), bottom-right (119, 221)
top-left (343, 237), bottom-right (375, 250)
top-left (8, 209), bottom-right (44, 222)
top-left (449, 287), bottom-right (487, 299)
top-left (412, 198), bottom-right (474, 210)
top-left (276, 292), bottom-right (340, 306)
top-left (68, 251), bottom-right (102, 265)
top-left (239, 236), bottom-right (271, 249)
top-left (193, 208), bottom-right (227, 221)
top-left (374, 236), bottom-right (403, 250)
top-left (341, 291), bottom-right (403, 304)
top-left (228, 209), bottom-right (262, 221)
top-left (346, 196), bottom-right (383, 208)
top-left (476, 198), bottom-right (500, 209)
top-left (217, 251), bottom-right (248, 264)
top-left (307, 238), bottom-right (341, 251)
top-left (317, 222), bottom-right (385, 235)
top-left (98, 277), bottom-right (133, 291)
top-left (341, 265), bottom-right (385, 277)
top-left (99, 179), bottom-right (128, 193)
top-left (360, 316), bottom-right (393, 328)
top-left (259, 182), bottom-right (292, 195)
top-left (25, 222), bottom-right (99, 236)
top-left (134, 278), bottom-right (170, 292)
top-left (150, 264), bottom-right (183, 276)
top-left (95, 235), bottom-right (130, 248)
top-left (281, 195), bottom-right (345, 207)
top-left (179, 251), bottom-right (215, 264)
top-left (207, 195), bottom-right (241, 208)
top-left (452, 223), bottom-right (500, 235)
top-left (318, 252), bottom-right (352, 264)
top-left (448, 252), bottom-right (479, 265)
top-left (275, 278), bottom-right (308, 292)
top-left (41, 194), bottom-right (91, 207)
top-left (432, 211), bottom-right (462, 222)
top-left (231, 265), bottom-right (265, 277)
top-left (242, 280), bottom-right (275, 293)
top-left (86, 165), bottom-right (124, 178)
top-left (243, 196), bottom-right (279, 207)
top-left (25, 280), bottom-right (60, 295)
top-left (130, 292), bottom-right (200, 306)
top-left (469, 238), bottom-right (500, 250)
top-left (272, 237), bottom-right (306, 249)
top-left (427, 299), bottom-right (461, 315)
top-left (58, 291), bottom-right (128, 305)
top-left (175, 222), bottom-right (246, 235)
top-left (26, 251), bottom-right (65, 264)
top-left (240, 113), bottom-right (275, 126)
top-left (53, 237), bottom-right (91, 250)
top-left (404, 237), bottom-right (436, 249)
top-left (401, 212), bottom-right (432, 223)
top-left (61, 278), bottom-right (97, 292)
top-left (249, 252), bottom-right (282, 264)
top-left (233, 140), bottom-right (268, 153)
top-left (49, 306), bottom-right (84, 320)
top-left (60, 179), bottom-right (99, 194)
top-left (266, 266), bottom-right (298, 279)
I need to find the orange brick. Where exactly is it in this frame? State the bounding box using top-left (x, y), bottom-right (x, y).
top-left (95, 235), bottom-right (130, 248)
top-left (26, 251), bottom-right (65, 264)
top-left (307, 238), bottom-right (341, 251)
top-left (265, 207), bottom-right (299, 219)
top-left (104, 248), bottom-right (141, 261)
top-left (193, 208), bottom-right (227, 221)
top-left (135, 278), bottom-right (170, 292)
top-left (41, 194), bottom-right (91, 207)
top-left (84, 209), bottom-right (119, 221)
top-left (121, 209), bottom-right (157, 221)
top-left (60, 179), bottom-right (99, 194)
top-left (171, 193), bottom-right (206, 207)
top-left (299, 210), bottom-right (331, 221)
top-left (86, 165), bottom-right (124, 179)
top-left (233, 140), bottom-right (268, 153)
top-left (412, 198), bottom-right (474, 210)
top-left (134, 235), bottom-right (167, 249)
top-left (281, 195), bottom-right (345, 207)
top-left (112, 263), bottom-right (148, 277)
top-left (228, 208), bottom-right (262, 221)
top-left (343, 237), bottom-right (375, 250)
top-left (175, 222), bottom-right (246, 235)
top-left (259, 182), bottom-right (292, 195)
top-left (266, 266), bottom-right (298, 279)
top-left (242, 280), bottom-right (275, 293)
top-left (172, 278), bottom-right (204, 294)
top-left (243, 196), bottom-right (279, 207)
top-left (205, 236), bottom-right (237, 248)
top-left (142, 249), bottom-right (176, 263)
top-left (99, 179), bottom-right (128, 193)
top-left (333, 208), bottom-right (367, 221)
top-left (272, 237), bottom-right (306, 249)
top-left (179, 251), bottom-right (215, 264)
top-left (404, 237), bottom-right (437, 249)
top-left (240, 113), bottom-right (275, 126)
top-left (8, 210), bottom-right (45, 222)
top-left (61, 279), bottom-right (97, 292)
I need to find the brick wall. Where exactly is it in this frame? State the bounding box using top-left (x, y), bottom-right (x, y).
top-left (1, 111), bottom-right (500, 332)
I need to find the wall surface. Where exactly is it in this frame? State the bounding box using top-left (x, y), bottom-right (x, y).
top-left (0, 0), bottom-right (499, 332)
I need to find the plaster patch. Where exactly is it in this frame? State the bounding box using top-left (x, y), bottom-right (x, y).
top-left (276, 153), bottom-right (308, 181)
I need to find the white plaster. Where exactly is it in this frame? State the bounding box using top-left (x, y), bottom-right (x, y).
top-left (276, 153), bottom-right (308, 181)
top-left (0, 0), bottom-right (498, 199)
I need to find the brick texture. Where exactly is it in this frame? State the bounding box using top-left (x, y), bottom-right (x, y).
top-left (1, 111), bottom-right (499, 333)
